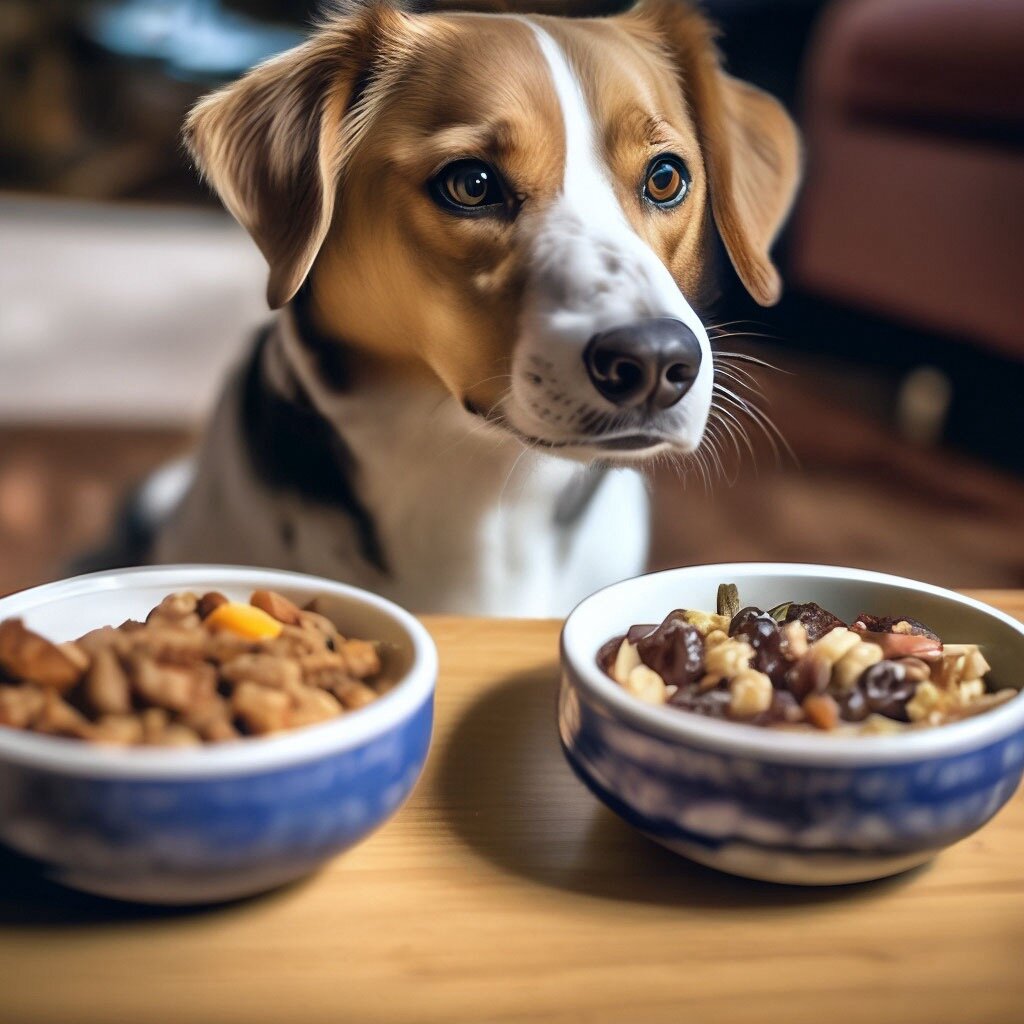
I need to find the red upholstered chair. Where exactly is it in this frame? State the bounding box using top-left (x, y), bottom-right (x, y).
top-left (789, 0), bottom-right (1024, 362)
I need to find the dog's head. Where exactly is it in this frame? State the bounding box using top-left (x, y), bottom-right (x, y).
top-left (186, 0), bottom-right (800, 461)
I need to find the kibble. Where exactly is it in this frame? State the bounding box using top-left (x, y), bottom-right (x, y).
top-left (0, 590), bottom-right (390, 746)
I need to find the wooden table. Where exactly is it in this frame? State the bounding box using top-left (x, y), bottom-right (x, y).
top-left (2, 597), bottom-right (1023, 1024)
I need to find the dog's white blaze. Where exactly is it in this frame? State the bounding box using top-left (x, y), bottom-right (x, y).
top-left (528, 28), bottom-right (606, 212)
top-left (513, 22), bottom-right (712, 447)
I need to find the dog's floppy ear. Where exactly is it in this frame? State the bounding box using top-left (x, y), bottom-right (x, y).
top-left (631, 1), bottom-right (801, 305)
top-left (184, 8), bottom-right (393, 308)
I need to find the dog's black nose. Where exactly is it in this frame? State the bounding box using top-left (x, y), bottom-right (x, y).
top-left (583, 318), bottom-right (702, 410)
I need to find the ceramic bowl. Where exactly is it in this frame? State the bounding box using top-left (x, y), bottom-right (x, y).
top-left (0, 566), bottom-right (436, 904)
top-left (559, 563), bottom-right (1024, 884)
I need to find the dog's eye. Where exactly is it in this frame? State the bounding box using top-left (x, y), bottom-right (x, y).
top-left (643, 156), bottom-right (690, 208)
top-left (432, 160), bottom-right (505, 214)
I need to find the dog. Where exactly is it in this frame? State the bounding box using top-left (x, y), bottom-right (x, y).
top-left (147, 0), bottom-right (800, 616)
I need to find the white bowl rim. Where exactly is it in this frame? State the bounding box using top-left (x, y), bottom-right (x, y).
top-left (0, 565), bottom-right (437, 778)
top-left (562, 561), bottom-right (1024, 766)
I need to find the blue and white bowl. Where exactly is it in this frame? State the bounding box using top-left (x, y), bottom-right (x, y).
top-left (560, 563), bottom-right (1024, 884)
top-left (0, 566), bottom-right (437, 904)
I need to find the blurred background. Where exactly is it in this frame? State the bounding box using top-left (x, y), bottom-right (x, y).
top-left (0, 0), bottom-right (1022, 599)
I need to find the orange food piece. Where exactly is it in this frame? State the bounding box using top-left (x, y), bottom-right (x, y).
top-left (204, 602), bottom-right (284, 641)
top-left (803, 693), bottom-right (840, 731)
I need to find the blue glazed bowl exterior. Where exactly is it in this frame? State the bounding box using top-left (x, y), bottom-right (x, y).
top-left (0, 696), bottom-right (432, 903)
top-left (560, 679), bottom-right (1024, 883)
top-left (0, 567), bottom-right (437, 904)
top-left (560, 564), bottom-right (1024, 884)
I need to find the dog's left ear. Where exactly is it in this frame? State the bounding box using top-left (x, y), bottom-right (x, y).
top-left (184, 6), bottom-right (399, 309)
top-left (630, 1), bottom-right (802, 306)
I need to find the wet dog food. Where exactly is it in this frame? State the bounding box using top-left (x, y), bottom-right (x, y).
top-left (598, 584), bottom-right (1016, 732)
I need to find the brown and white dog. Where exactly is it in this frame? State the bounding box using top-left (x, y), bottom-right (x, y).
top-left (151, 0), bottom-right (800, 615)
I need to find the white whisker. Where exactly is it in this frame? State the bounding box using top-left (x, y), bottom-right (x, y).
top-left (711, 402), bottom-right (758, 464)
top-left (713, 350), bottom-right (791, 374)
top-left (715, 366), bottom-right (768, 401)
top-left (712, 384), bottom-right (797, 466)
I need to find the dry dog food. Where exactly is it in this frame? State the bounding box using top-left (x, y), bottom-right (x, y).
top-left (0, 590), bottom-right (389, 746)
top-left (598, 584), bottom-right (1016, 733)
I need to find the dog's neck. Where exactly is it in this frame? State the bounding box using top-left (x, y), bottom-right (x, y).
top-left (272, 306), bottom-right (639, 614)
top-left (279, 299), bottom-right (546, 496)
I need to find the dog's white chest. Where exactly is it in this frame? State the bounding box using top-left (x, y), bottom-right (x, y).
top-left (396, 461), bottom-right (649, 618)
top-left (346, 430), bottom-right (649, 617)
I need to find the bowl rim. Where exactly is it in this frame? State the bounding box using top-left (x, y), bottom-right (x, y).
top-left (0, 565), bottom-right (437, 778)
top-left (561, 561), bottom-right (1024, 766)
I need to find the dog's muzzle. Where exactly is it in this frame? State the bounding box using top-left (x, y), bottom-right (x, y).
top-left (583, 317), bottom-right (702, 411)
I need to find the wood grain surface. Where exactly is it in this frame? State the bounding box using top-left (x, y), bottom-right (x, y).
top-left (1, 601), bottom-right (1022, 1024)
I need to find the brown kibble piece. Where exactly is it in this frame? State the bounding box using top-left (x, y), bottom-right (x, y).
top-left (251, 590), bottom-right (303, 626)
top-left (0, 619), bottom-right (86, 691)
top-left (35, 691), bottom-right (94, 738)
top-left (84, 648), bottom-right (132, 715)
top-left (130, 657), bottom-right (207, 713)
top-left (205, 631), bottom-right (259, 665)
top-left (156, 723), bottom-right (203, 748)
top-left (76, 625), bottom-right (120, 655)
top-left (193, 705), bottom-right (241, 742)
top-left (297, 610), bottom-right (344, 647)
top-left (128, 626), bottom-right (210, 665)
top-left (203, 717), bottom-right (241, 742)
top-left (299, 652), bottom-right (353, 689)
top-left (265, 626), bottom-right (328, 659)
top-left (338, 639), bottom-right (381, 680)
top-left (93, 715), bottom-right (144, 746)
top-left (58, 642), bottom-right (90, 675)
top-left (331, 679), bottom-right (379, 711)
top-left (232, 681), bottom-right (292, 734)
top-left (197, 591), bottom-right (230, 619)
top-left (803, 693), bottom-right (840, 731)
top-left (220, 653), bottom-right (301, 690)
top-left (290, 685), bottom-right (343, 727)
top-left (0, 684), bottom-right (46, 728)
top-left (147, 592), bottom-right (198, 624)
top-left (182, 694), bottom-right (237, 740)
top-left (140, 708), bottom-right (170, 744)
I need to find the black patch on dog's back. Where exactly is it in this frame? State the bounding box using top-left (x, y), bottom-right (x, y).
top-left (240, 327), bottom-right (389, 574)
